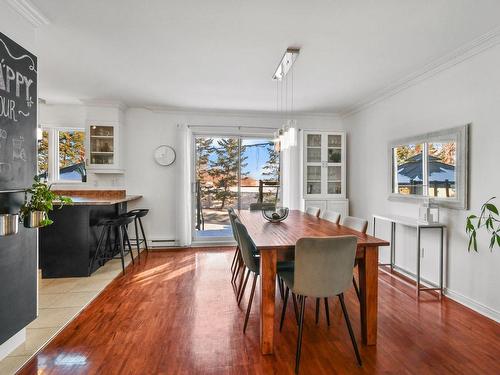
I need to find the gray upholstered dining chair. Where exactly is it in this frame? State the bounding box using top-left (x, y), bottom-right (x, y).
top-left (229, 209), bottom-right (261, 302)
top-left (233, 220), bottom-right (261, 332)
top-left (228, 208), bottom-right (242, 294)
top-left (341, 216), bottom-right (368, 234)
top-left (340, 215), bottom-right (368, 301)
top-left (322, 210), bottom-right (341, 224)
top-left (278, 236), bottom-right (362, 373)
top-left (233, 220), bottom-right (297, 332)
top-left (305, 206), bottom-right (321, 217)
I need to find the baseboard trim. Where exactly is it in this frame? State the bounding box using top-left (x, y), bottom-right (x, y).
top-left (380, 264), bottom-right (500, 323)
top-left (444, 289), bottom-right (500, 323)
top-left (0, 328), bottom-right (25, 361)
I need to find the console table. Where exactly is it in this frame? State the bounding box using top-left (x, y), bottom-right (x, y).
top-left (372, 214), bottom-right (445, 297)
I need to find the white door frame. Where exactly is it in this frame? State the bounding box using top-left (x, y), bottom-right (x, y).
top-left (190, 131), bottom-right (276, 244)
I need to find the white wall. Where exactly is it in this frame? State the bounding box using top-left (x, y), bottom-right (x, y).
top-left (0, 3), bottom-right (35, 51)
top-left (124, 108), bottom-right (342, 244)
top-left (344, 43), bottom-right (500, 321)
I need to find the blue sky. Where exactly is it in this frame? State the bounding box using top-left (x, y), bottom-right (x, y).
top-left (200, 138), bottom-right (275, 180)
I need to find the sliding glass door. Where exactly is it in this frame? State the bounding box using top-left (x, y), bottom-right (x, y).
top-left (193, 135), bottom-right (279, 241)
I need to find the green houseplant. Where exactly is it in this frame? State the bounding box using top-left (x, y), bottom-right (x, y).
top-left (20, 176), bottom-right (72, 228)
top-left (466, 197), bottom-right (500, 252)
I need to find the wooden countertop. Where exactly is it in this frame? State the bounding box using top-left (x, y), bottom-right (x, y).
top-left (59, 195), bottom-right (143, 206)
top-left (52, 190), bottom-right (142, 206)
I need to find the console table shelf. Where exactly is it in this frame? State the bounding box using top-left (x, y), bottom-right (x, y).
top-left (373, 214), bottom-right (446, 298)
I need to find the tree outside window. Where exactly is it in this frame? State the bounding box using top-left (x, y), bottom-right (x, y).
top-left (37, 130), bottom-right (49, 180)
top-left (58, 130), bottom-right (86, 181)
top-left (37, 128), bottom-right (86, 182)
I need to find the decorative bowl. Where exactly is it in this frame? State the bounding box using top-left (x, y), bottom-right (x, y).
top-left (262, 207), bottom-right (289, 223)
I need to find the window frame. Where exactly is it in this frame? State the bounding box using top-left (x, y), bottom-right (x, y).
top-left (38, 126), bottom-right (87, 184)
top-left (388, 124), bottom-right (469, 209)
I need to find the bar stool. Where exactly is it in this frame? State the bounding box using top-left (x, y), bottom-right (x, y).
top-left (89, 215), bottom-right (135, 275)
top-left (123, 209), bottom-right (150, 255)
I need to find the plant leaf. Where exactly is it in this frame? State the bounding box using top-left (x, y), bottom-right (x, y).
top-left (485, 203), bottom-right (499, 215)
top-left (486, 217), bottom-right (493, 231)
top-left (490, 235), bottom-right (496, 250)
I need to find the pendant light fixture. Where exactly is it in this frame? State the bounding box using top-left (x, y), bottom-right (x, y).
top-left (273, 47), bottom-right (300, 151)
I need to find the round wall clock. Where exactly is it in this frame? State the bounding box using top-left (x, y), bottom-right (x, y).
top-left (154, 145), bottom-right (176, 166)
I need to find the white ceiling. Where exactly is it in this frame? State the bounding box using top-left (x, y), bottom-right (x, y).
top-left (29, 0), bottom-right (500, 113)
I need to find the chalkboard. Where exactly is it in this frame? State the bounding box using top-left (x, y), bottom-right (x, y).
top-left (0, 31), bottom-right (37, 191)
top-left (0, 191), bottom-right (37, 345)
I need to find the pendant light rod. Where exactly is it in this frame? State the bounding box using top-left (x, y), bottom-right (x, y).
top-left (272, 47), bottom-right (300, 81)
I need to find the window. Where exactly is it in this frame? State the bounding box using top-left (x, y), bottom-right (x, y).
top-left (193, 135), bottom-right (280, 239)
top-left (37, 129), bottom-right (49, 179)
top-left (389, 125), bottom-right (468, 209)
top-left (37, 127), bottom-right (86, 182)
top-left (58, 130), bottom-right (86, 181)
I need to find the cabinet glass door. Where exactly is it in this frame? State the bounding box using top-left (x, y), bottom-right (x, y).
top-left (304, 132), bottom-right (344, 198)
top-left (306, 166), bottom-right (322, 194)
top-left (327, 166), bottom-right (342, 194)
top-left (306, 134), bottom-right (322, 162)
top-left (327, 134), bottom-right (342, 163)
top-left (306, 133), bottom-right (322, 195)
top-left (325, 134), bottom-right (342, 196)
top-left (89, 125), bottom-right (114, 165)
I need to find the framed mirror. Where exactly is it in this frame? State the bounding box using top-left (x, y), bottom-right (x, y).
top-left (388, 124), bottom-right (469, 209)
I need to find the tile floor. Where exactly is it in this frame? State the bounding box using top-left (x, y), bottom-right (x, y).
top-left (0, 257), bottom-right (133, 375)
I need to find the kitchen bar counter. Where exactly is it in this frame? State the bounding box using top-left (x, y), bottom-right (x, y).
top-left (40, 190), bottom-right (143, 278)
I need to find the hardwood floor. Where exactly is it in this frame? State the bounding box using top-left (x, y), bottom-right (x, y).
top-left (18, 248), bottom-right (500, 375)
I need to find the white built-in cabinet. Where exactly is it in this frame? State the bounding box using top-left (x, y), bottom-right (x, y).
top-left (85, 120), bottom-right (125, 173)
top-left (302, 130), bottom-right (348, 217)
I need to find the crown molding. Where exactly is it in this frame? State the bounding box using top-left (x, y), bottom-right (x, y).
top-left (340, 26), bottom-right (500, 118)
top-left (141, 105), bottom-right (340, 119)
top-left (79, 99), bottom-right (128, 111)
top-left (6, 0), bottom-right (50, 27)
top-left (43, 100), bottom-right (339, 118)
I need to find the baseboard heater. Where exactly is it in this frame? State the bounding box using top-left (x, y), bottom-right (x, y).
top-left (150, 239), bottom-right (179, 248)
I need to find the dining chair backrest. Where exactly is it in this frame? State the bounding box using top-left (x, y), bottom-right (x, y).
top-left (293, 236), bottom-right (357, 298)
top-left (234, 220), bottom-right (259, 273)
top-left (249, 202), bottom-right (276, 211)
top-left (227, 209), bottom-right (240, 244)
top-left (322, 210), bottom-right (341, 224)
top-left (305, 206), bottom-right (321, 217)
top-left (341, 216), bottom-right (368, 234)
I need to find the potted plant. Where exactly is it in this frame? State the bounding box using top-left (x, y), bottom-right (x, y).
top-left (466, 197), bottom-right (500, 251)
top-left (20, 176), bottom-right (72, 228)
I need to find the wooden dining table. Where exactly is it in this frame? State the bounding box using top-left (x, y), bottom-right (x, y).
top-left (237, 209), bottom-right (390, 355)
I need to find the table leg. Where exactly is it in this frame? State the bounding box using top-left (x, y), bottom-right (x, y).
top-left (440, 227), bottom-right (444, 298)
top-left (416, 227), bottom-right (421, 297)
top-left (390, 222), bottom-right (395, 271)
top-left (358, 246), bottom-right (379, 345)
top-left (260, 249), bottom-right (277, 355)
